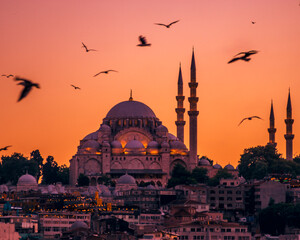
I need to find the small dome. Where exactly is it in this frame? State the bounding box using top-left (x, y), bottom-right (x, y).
top-left (167, 133), bottom-right (177, 141)
top-left (147, 141), bottom-right (159, 149)
top-left (198, 158), bottom-right (211, 166)
top-left (0, 185), bottom-right (8, 193)
top-left (99, 124), bottom-right (111, 132)
top-left (146, 184), bottom-right (156, 190)
top-left (111, 140), bottom-right (122, 148)
top-left (117, 174), bottom-right (136, 185)
top-left (213, 164), bottom-right (222, 169)
top-left (224, 164), bottom-right (235, 170)
top-left (70, 221), bottom-right (88, 231)
top-left (125, 139), bottom-right (145, 149)
top-left (17, 174), bottom-right (37, 185)
top-left (102, 141), bottom-right (111, 147)
top-left (161, 141), bottom-right (170, 148)
top-left (156, 125), bottom-right (168, 132)
top-left (170, 140), bottom-right (187, 150)
top-left (82, 140), bottom-right (100, 149)
top-left (83, 131), bottom-right (98, 141)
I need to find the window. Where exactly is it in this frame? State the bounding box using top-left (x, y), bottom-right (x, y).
top-left (219, 190), bottom-right (224, 194)
top-left (227, 197), bottom-right (232, 201)
top-left (210, 190), bottom-right (215, 194)
top-left (227, 191), bottom-right (232, 194)
top-left (191, 228), bottom-right (195, 232)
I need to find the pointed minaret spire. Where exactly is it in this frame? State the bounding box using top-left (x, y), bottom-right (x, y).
top-left (268, 100), bottom-right (277, 146)
top-left (285, 89), bottom-right (294, 160)
top-left (129, 89), bottom-right (133, 101)
top-left (175, 63), bottom-right (185, 143)
top-left (188, 48), bottom-right (199, 170)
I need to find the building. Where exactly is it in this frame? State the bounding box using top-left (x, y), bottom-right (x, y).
top-left (69, 50), bottom-right (200, 187)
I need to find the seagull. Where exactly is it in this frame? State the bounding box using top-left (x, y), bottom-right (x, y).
top-left (0, 145), bottom-right (12, 151)
top-left (71, 84), bottom-right (81, 90)
top-left (1, 74), bottom-right (14, 78)
top-left (81, 42), bottom-right (97, 52)
top-left (137, 35), bottom-right (151, 47)
top-left (251, 21), bottom-right (256, 24)
top-left (228, 50), bottom-right (258, 64)
top-left (93, 70), bottom-right (118, 77)
top-left (154, 20), bottom-right (180, 28)
top-left (14, 76), bottom-right (40, 102)
top-left (238, 116), bottom-right (262, 126)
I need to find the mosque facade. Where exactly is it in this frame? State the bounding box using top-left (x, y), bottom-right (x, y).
top-left (69, 50), bottom-right (201, 187)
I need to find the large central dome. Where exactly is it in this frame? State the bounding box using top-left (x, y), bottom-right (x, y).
top-left (106, 100), bottom-right (156, 119)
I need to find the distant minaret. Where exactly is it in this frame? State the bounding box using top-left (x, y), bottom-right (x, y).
top-left (285, 89), bottom-right (294, 161)
top-left (268, 100), bottom-right (277, 146)
top-left (129, 89), bottom-right (133, 101)
top-left (188, 48), bottom-right (199, 169)
top-left (175, 63), bottom-right (185, 143)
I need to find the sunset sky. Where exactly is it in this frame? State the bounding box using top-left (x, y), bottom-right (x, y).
top-left (1, 0), bottom-right (300, 167)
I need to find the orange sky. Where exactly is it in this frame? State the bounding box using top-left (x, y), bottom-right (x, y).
top-left (1, 0), bottom-right (300, 168)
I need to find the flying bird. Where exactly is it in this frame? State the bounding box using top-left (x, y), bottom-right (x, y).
top-left (93, 70), bottom-right (118, 77)
top-left (0, 145), bottom-right (12, 151)
top-left (238, 116), bottom-right (262, 126)
top-left (1, 74), bottom-right (14, 78)
top-left (71, 84), bottom-right (81, 90)
top-left (137, 35), bottom-right (151, 47)
top-left (154, 20), bottom-right (180, 28)
top-left (228, 50), bottom-right (258, 64)
top-left (14, 76), bottom-right (40, 102)
top-left (81, 42), bottom-right (97, 52)
top-left (251, 21), bottom-right (256, 24)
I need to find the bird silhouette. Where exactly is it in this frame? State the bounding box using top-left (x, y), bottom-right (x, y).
top-left (154, 20), bottom-right (180, 28)
top-left (228, 50), bottom-right (258, 64)
top-left (14, 76), bottom-right (40, 102)
top-left (1, 74), bottom-right (14, 78)
top-left (137, 36), bottom-right (151, 47)
top-left (81, 42), bottom-right (97, 52)
top-left (238, 116), bottom-right (262, 126)
top-left (0, 145), bottom-right (12, 151)
top-left (71, 84), bottom-right (81, 90)
top-left (251, 21), bottom-right (256, 24)
top-left (93, 70), bottom-right (118, 77)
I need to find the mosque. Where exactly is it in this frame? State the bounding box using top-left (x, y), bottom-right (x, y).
top-left (68, 50), bottom-right (295, 187)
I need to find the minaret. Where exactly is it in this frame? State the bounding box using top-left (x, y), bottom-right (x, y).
top-left (188, 48), bottom-right (199, 169)
top-left (175, 63), bottom-right (185, 143)
top-left (284, 89), bottom-right (294, 161)
top-left (268, 100), bottom-right (277, 146)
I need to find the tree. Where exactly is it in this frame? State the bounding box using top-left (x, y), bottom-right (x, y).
top-left (207, 168), bottom-right (233, 186)
top-left (42, 156), bottom-right (59, 184)
top-left (167, 164), bottom-right (196, 188)
top-left (77, 174), bottom-right (89, 186)
top-left (30, 150), bottom-right (44, 182)
top-left (97, 174), bottom-right (113, 186)
top-left (191, 167), bottom-right (209, 184)
top-left (0, 153), bottom-right (38, 185)
top-left (239, 144), bottom-right (300, 180)
top-left (57, 164), bottom-right (69, 185)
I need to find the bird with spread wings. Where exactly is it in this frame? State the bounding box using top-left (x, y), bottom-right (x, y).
top-left (82, 42), bottom-right (97, 52)
top-left (93, 70), bottom-right (118, 77)
top-left (14, 76), bottom-right (40, 102)
top-left (238, 116), bottom-right (262, 126)
top-left (137, 36), bottom-right (151, 47)
top-left (228, 50), bottom-right (258, 64)
top-left (0, 145), bottom-right (12, 151)
top-left (154, 20), bottom-right (180, 28)
top-left (71, 84), bottom-right (81, 90)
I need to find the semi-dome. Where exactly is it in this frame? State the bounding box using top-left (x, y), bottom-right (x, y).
top-left (213, 164), bottom-right (222, 169)
top-left (99, 124), bottom-right (111, 132)
top-left (125, 139), bottom-right (145, 149)
top-left (170, 140), bottom-right (187, 150)
top-left (156, 125), bottom-right (168, 132)
top-left (167, 133), bottom-right (178, 141)
top-left (83, 131), bottom-right (98, 141)
top-left (81, 140), bottom-right (100, 149)
top-left (161, 141), bottom-right (170, 148)
top-left (106, 100), bottom-right (156, 119)
top-left (117, 173), bottom-right (136, 185)
top-left (70, 221), bottom-right (89, 231)
top-left (147, 141), bottom-right (159, 148)
top-left (17, 174), bottom-right (37, 185)
top-left (111, 140), bottom-right (122, 148)
top-left (198, 158), bottom-right (211, 166)
top-left (224, 164), bottom-right (235, 170)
